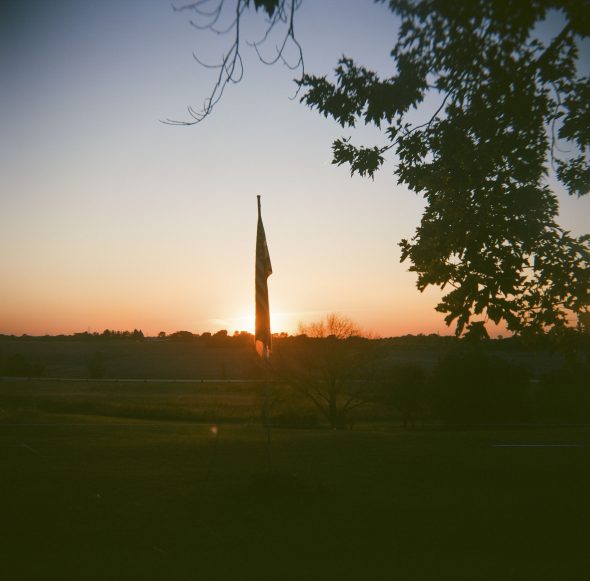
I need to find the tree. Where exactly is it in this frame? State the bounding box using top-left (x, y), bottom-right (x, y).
top-left (274, 314), bottom-right (376, 429)
top-left (132, 329), bottom-right (145, 340)
top-left (174, 0), bottom-right (590, 336)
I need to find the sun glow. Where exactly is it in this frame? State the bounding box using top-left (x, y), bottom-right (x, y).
top-left (233, 312), bottom-right (255, 334)
top-left (229, 310), bottom-right (298, 335)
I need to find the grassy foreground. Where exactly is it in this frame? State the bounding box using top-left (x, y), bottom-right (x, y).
top-left (1, 381), bottom-right (589, 580)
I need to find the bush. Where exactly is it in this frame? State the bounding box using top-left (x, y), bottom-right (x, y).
top-left (3, 354), bottom-right (45, 377)
top-left (532, 363), bottom-right (590, 422)
top-left (431, 349), bottom-right (528, 424)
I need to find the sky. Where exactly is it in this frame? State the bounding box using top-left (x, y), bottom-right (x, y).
top-left (1, 0), bottom-right (589, 338)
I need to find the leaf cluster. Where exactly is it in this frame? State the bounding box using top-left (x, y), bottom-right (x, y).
top-left (300, 0), bottom-right (590, 335)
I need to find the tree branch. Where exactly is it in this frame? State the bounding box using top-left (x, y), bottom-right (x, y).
top-left (165, 0), bottom-right (304, 125)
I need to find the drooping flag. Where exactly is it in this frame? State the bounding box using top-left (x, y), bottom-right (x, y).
top-left (255, 195), bottom-right (273, 359)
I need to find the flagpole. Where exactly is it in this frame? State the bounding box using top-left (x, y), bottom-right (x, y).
top-left (255, 194), bottom-right (273, 472)
top-left (264, 361), bottom-right (272, 473)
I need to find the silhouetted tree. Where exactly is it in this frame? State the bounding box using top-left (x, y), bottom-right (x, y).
top-left (169, 330), bottom-right (197, 341)
top-left (275, 314), bottom-right (375, 429)
top-left (174, 0), bottom-right (590, 337)
top-left (132, 329), bottom-right (145, 340)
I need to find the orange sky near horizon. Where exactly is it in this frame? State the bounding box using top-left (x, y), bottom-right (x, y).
top-left (1, 1), bottom-right (589, 340)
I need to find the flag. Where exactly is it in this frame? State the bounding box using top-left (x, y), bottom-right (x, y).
top-left (255, 195), bottom-right (272, 359)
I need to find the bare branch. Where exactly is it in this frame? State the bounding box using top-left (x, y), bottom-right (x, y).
top-left (165, 0), bottom-right (304, 125)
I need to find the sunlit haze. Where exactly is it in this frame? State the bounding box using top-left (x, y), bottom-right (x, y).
top-left (1, 0), bottom-right (589, 337)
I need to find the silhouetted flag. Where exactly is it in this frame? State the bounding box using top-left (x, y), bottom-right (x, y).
top-left (255, 195), bottom-right (272, 359)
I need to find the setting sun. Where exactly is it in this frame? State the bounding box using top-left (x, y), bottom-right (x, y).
top-left (229, 309), bottom-right (297, 335)
top-left (233, 312), bottom-right (255, 334)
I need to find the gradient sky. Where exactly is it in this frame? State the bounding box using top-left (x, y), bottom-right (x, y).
top-left (1, 0), bottom-right (589, 338)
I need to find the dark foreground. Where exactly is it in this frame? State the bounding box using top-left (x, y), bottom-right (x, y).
top-left (1, 384), bottom-right (589, 580)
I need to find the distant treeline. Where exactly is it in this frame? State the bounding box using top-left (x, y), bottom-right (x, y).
top-left (2, 328), bottom-right (589, 353)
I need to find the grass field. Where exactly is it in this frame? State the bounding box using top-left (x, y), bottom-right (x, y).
top-left (1, 380), bottom-right (589, 580)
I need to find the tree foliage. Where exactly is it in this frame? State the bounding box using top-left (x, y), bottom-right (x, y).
top-left (300, 0), bottom-right (590, 336)
top-left (175, 0), bottom-right (590, 336)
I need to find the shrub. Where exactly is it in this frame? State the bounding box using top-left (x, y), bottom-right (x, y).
top-left (532, 363), bottom-right (590, 422)
top-left (431, 349), bottom-right (528, 424)
top-left (3, 354), bottom-right (45, 377)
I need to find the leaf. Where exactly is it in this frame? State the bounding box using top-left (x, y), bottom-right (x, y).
top-left (252, 0), bottom-right (280, 18)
